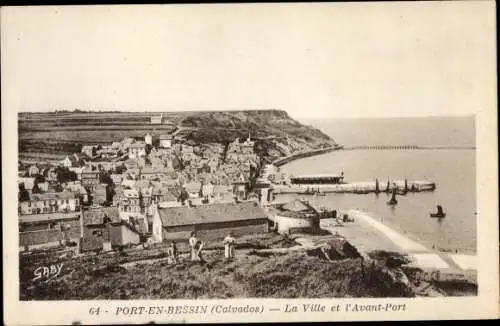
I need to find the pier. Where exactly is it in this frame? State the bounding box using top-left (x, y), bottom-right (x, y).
top-left (342, 145), bottom-right (476, 151)
top-left (273, 179), bottom-right (436, 194)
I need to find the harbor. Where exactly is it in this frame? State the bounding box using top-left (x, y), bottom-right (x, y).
top-left (272, 177), bottom-right (436, 194)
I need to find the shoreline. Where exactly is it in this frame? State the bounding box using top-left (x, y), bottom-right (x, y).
top-left (272, 145), bottom-right (340, 167)
top-left (340, 210), bottom-right (477, 276)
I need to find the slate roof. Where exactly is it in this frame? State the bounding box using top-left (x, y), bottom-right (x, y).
top-left (30, 191), bottom-right (76, 201)
top-left (84, 206), bottom-right (120, 225)
top-left (157, 201), bottom-right (266, 227)
top-left (123, 189), bottom-right (139, 198)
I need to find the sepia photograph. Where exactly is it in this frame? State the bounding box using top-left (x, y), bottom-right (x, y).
top-left (2, 2), bottom-right (498, 324)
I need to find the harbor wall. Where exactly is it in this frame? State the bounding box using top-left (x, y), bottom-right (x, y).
top-left (273, 180), bottom-right (436, 194)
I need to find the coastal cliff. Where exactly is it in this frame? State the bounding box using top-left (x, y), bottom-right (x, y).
top-left (19, 109), bottom-right (337, 163)
top-left (176, 110), bottom-right (337, 162)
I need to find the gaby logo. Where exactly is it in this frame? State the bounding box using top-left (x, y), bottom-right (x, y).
top-left (32, 263), bottom-right (64, 282)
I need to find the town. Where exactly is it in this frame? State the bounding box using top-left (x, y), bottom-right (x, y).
top-left (18, 114), bottom-right (290, 254)
top-left (17, 113), bottom-right (477, 300)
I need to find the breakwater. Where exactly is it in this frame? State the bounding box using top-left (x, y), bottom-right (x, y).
top-left (272, 146), bottom-right (339, 167)
top-left (342, 145), bottom-right (476, 151)
top-left (273, 180), bottom-right (436, 194)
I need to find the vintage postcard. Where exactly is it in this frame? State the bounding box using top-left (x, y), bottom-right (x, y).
top-left (2, 2), bottom-right (498, 325)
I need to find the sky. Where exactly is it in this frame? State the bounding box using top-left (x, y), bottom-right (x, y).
top-left (1, 2), bottom-right (496, 119)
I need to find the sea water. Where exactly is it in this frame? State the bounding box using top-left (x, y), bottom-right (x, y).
top-left (279, 116), bottom-right (476, 253)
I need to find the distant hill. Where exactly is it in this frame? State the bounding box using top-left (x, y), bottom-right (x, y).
top-left (18, 109), bottom-right (337, 163)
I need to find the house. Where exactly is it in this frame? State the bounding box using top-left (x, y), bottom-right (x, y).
top-left (110, 174), bottom-right (124, 185)
top-left (183, 181), bottom-right (203, 199)
top-left (18, 177), bottom-right (36, 195)
top-left (128, 142), bottom-right (146, 159)
top-left (232, 177), bottom-right (249, 201)
top-left (121, 178), bottom-right (137, 189)
top-left (81, 145), bottom-right (96, 157)
top-left (19, 191), bottom-right (79, 215)
top-left (46, 167), bottom-right (58, 182)
top-left (38, 182), bottom-right (49, 192)
top-left (86, 161), bottom-right (116, 172)
top-left (81, 207), bottom-right (142, 252)
top-left (19, 211), bottom-right (82, 250)
top-left (118, 189), bottom-right (141, 217)
top-left (121, 137), bottom-right (135, 150)
top-left (81, 170), bottom-right (100, 192)
top-left (159, 134), bottom-right (173, 148)
top-left (61, 155), bottom-right (82, 168)
top-left (139, 167), bottom-right (169, 181)
top-left (151, 113), bottom-right (163, 125)
top-left (28, 165), bottom-right (40, 176)
top-left (91, 183), bottom-right (109, 205)
top-left (69, 167), bottom-right (84, 180)
top-left (139, 187), bottom-right (153, 207)
top-left (145, 132), bottom-right (153, 145)
top-left (112, 186), bottom-right (124, 206)
top-left (124, 159), bottom-right (139, 170)
top-left (98, 148), bottom-right (119, 160)
top-left (64, 182), bottom-right (89, 204)
top-left (150, 201), bottom-right (268, 243)
top-left (151, 183), bottom-right (178, 203)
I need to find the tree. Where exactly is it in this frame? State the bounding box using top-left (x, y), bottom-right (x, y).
top-left (114, 164), bottom-right (127, 174)
top-left (177, 188), bottom-right (190, 205)
top-left (53, 184), bottom-right (63, 192)
top-left (19, 184), bottom-right (30, 202)
top-left (56, 167), bottom-right (77, 184)
top-left (145, 144), bottom-right (153, 155)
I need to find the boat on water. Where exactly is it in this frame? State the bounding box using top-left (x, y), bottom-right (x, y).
top-left (387, 188), bottom-right (398, 206)
top-left (430, 205), bottom-right (446, 218)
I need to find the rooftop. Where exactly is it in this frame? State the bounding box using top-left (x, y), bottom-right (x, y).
top-left (29, 191), bottom-right (76, 202)
top-left (123, 189), bottom-right (139, 198)
top-left (157, 201), bottom-right (266, 227)
top-left (84, 206), bottom-right (120, 225)
top-left (19, 211), bottom-right (81, 223)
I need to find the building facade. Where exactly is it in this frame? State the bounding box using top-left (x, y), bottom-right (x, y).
top-left (19, 192), bottom-right (80, 215)
top-left (151, 201), bottom-right (268, 243)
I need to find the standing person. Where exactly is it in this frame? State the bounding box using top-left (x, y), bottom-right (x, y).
top-left (223, 232), bottom-right (236, 261)
top-left (189, 231), bottom-right (198, 261)
top-left (196, 239), bottom-right (205, 263)
top-left (170, 241), bottom-right (178, 264)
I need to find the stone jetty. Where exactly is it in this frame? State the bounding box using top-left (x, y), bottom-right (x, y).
top-left (272, 180), bottom-right (436, 194)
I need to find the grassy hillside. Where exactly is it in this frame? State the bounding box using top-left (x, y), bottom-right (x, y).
top-left (20, 234), bottom-right (414, 300)
top-left (19, 110), bottom-right (337, 162)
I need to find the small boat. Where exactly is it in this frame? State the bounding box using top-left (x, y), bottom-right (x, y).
top-left (430, 205), bottom-right (446, 218)
top-left (316, 192), bottom-right (326, 196)
top-left (387, 189), bottom-right (398, 206)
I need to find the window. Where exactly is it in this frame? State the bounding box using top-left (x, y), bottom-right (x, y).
top-left (75, 199), bottom-right (79, 205)
top-left (66, 199), bottom-right (69, 204)
top-left (28, 202), bottom-right (31, 207)
top-left (92, 230), bottom-right (103, 237)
